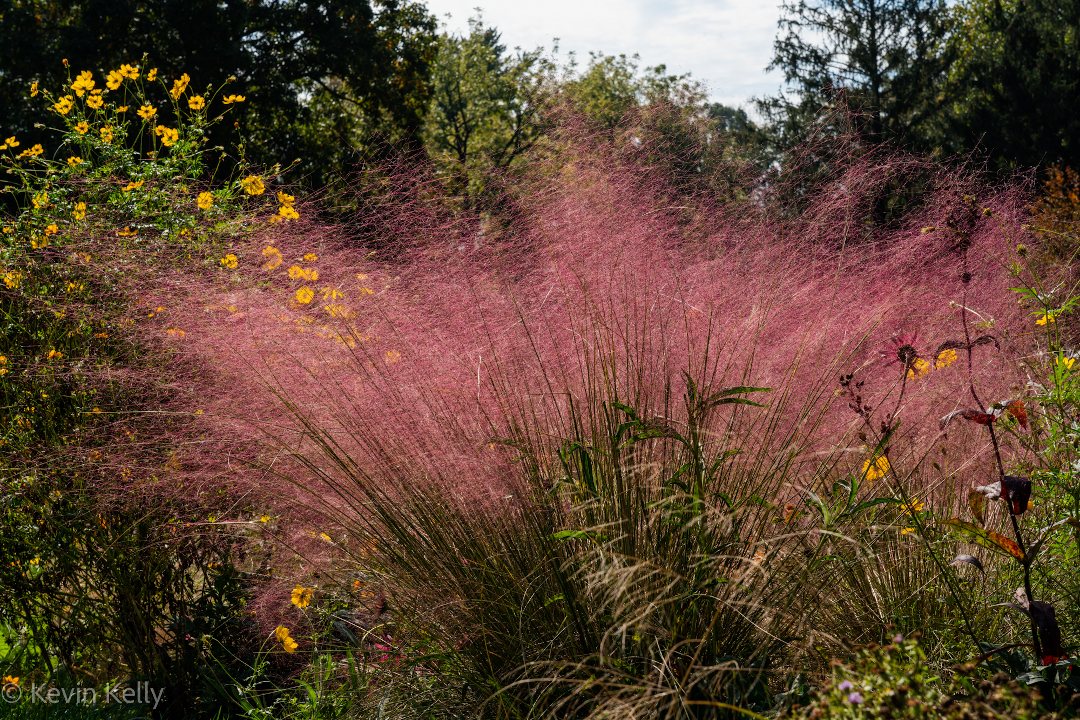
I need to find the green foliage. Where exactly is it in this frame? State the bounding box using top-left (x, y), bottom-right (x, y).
top-left (0, 0), bottom-right (438, 187)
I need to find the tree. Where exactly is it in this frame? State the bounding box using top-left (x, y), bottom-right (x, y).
top-left (0, 0), bottom-right (438, 186)
top-left (420, 15), bottom-right (545, 205)
top-left (942, 0), bottom-right (1080, 171)
top-left (758, 0), bottom-right (954, 151)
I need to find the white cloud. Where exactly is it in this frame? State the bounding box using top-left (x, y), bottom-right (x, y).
top-left (423, 0), bottom-right (786, 109)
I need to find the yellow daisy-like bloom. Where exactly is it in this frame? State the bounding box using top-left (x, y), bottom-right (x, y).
top-left (291, 585), bottom-right (314, 608)
top-left (100, 127), bottom-right (113, 144)
top-left (19, 144), bottom-right (44, 159)
top-left (105, 70), bottom-right (123, 90)
top-left (30, 81), bottom-right (38, 97)
top-left (277, 191), bottom-right (295, 206)
top-left (936, 349), bottom-right (958, 368)
top-left (86, 94), bottom-right (104, 110)
top-left (71, 70), bottom-right (95, 97)
top-left (188, 95), bottom-right (205, 110)
top-left (75, 121), bottom-right (90, 135)
top-left (166, 327), bottom-right (185, 337)
top-left (197, 192), bottom-right (213, 210)
top-left (275, 626), bottom-right (298, 653)
top-left (3, 136), bottom-right (18, 148)
top-left (32, 192), bottom-right (48, 208)
top-left (261, 246), bottom-right (282, 270)
top-left (137, 104), bottom-right (157, 120)
top-left (53, 95), bottom-right (74, 115)
top-left (906, 357), bottom-right (931, 380)
top-left (220, 254), bottom-right (238, 269)
top-left (73, 202), bottom-right (86, 220)
top-left (46, 349), bottom-right (63, 360)
top-left (295, 286), bottom-right (315, 304)
top-left (3, 271), bottom-right (22, 289)
top-left (1036, 311), bottom-right (1060, 326)
top-left (116, 227), bottom-right (136, 236)
top-left (44, 224), bottom-right (58, 236)
top-left (146, 68), bottom-right (158, 82)
top-left (116, 106), bottom-right (128, 113)
top-left (155, 125), bottom-right (179, 146)
top-left (901, 499), bottom-right (924, 514)
top-left (240, 174), bottom-right (265, 196)
top-left (118, 64), bottom-right (139, 80)
top-left (170, 73), bottom-right (190, 100)
top-left (861, 455), bottom-right (890, 482)
top-left (385, 350), bottom-right (401, 364)
top-left (258, 515), bottom-right (271, 523)
top-left (900, 527), bottom-right (916, 535)
top-left (1059, 357), bottom-right (1076, 371)
top-left (67, 156), bottom-right (83, 167)
top-left (222, 94), bottom-right (245, 104)
top-left (279, 205), bottom-right (300, 220)
top-left (123, 179), bottom-right (144, 192)
top-left (2, 675), bottom-right (18, 687)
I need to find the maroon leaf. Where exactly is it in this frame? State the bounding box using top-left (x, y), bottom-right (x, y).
top-left (1006, 400), bottom-right (1028, 429)
top-left (1001, 476), bottom-right (1032, 515)
top-left (1031, 601), bottom-right (1064, 664)
top-left (940, 409), bottom-right (995, 430)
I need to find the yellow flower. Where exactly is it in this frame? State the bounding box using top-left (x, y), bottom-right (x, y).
top-left (154, 125), bottom-right (179, 146)
top-left (188, 95), bottom-right (205, 110)
top-left (44, 224), bottom-right (58, 235)
top-left (71, 70), bottom-right (95, 97)
top-left (277, 191), bottom-right (295, 206)
top-left (220, 254), bottom-right (238, 269)
top-left (30, 81), bottom-right (38, 97)
top-left (325, 304), bottom-right (351, 319)
top-left (118, 64), bottom-right (139, 80)
top-left (385, 350), bottom-right (401, 364)
top-left (901, 499), bottom-right (924, 514)
top-left (906, 357), bottom-right (931, 380)
top-left (1059, 357), bottom-right (1076, 371)
top-left (1036, 311), bottom-right (1060, 326)
top-left (86, 94), bottom-right (103, 110)
top-left (222, 94), bottom-right (245, 104)
top-left (137, 104), bottom-right (157, 120)
top-left (861, 455), bottom-right (890, 482)
top-left (936, 347), bottom-right (958, 368)
top-left (123, 179), bottom-right (144, 192)
top-left (302, 253), bottom-right (318, 262)
top-left (19, 144), bottom-right (44, 159)
top-left (358, 286), bottom-right (373, 295)
top-left (3, 272), bottom-right (22, 288)
top-left (322, 287), bottom-right (343, 300)
top-left (46, 349), bottom-right (63, 360)
top-left (296, 286), bottom-right (314, 304)
top-left (116, 106), bottom-right (128, 113)
top-left (116, 227), bottom-right (136, 236)
top-left (279, 205), bottom-right (300, 220)
top-left (2, 676), bottom-right (18, 687)
top-left (900, 527), bottom-right (916, 535)
top-left (259, 515), bottom-right (271, 523)
top-left (261, 246), bottom-right (282, 270)
top-left (291, 585), bottom-right (314, 608)
top-left (106, 70), bottom-right (123, 90)
top-left (275, 625), bottom-right (298, 653)
top-left (146, 68), bottom-right (157, 82)
top-left (3, 136), bottom-right (18, 148)
top-left (53, 95), bottom-right (74, 114)
top-left (67, 156), bottom-right (83, 167)
top-left (75, 121), bottom-right (89, 135)
top-left (32, 192), bottom-right (48, 208)
top-left (240, 174), bottom-right (265, 195)
top-left (170, 73), bottom-right (190, 100)
top-left (166, 327), bottom-right (185, 337)
top-left (73, 202), bottom-right (86, 220)
top-left (100, 127), bottom-right (113, 143)
top-left (197, 192), bottom-right (213, 210)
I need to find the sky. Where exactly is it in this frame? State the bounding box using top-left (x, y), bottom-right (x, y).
top-left (421, 0), bottom-right (787, 110)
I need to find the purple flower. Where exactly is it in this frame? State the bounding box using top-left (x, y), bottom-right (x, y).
top-left (893, 634), bottom-right (904, 643)
top-left (847, 692), bottom-right (863, 705)
top-left (838, 681), bottom-right (853, 691)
